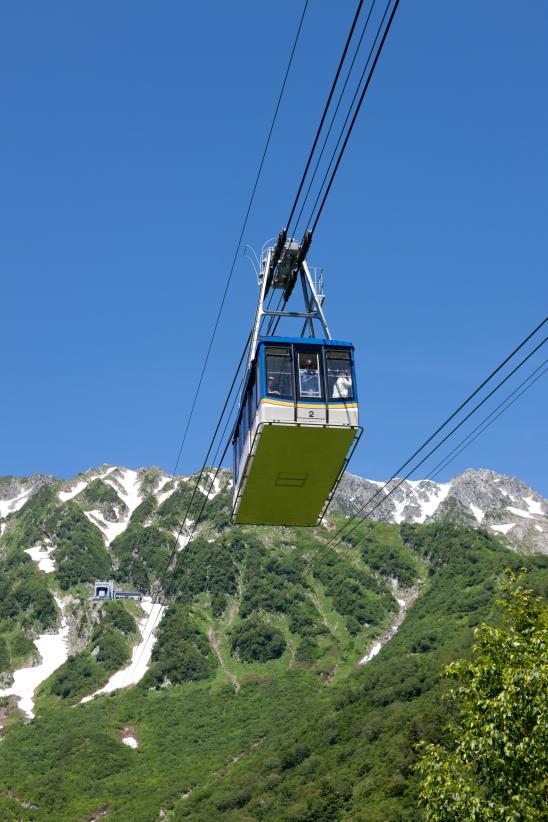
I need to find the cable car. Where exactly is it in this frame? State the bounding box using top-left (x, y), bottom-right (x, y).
top-left (232, 231), bottom-right (362, 526)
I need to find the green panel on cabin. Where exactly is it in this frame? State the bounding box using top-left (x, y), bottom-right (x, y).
top-left (234, 424), bottom-right (358, 526)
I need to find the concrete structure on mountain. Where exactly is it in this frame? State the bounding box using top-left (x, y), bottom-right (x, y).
top-left (93, 580), bottom-right (142, 601)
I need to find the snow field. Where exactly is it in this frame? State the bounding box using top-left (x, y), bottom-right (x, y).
top-left (506, 506), bottom-right (536, 520)
top-left (0, 596), bottom-right (69, 719)
top-left (199, 472), bottom-right (222, 499)
top-left (525, 496), bottom-right (544, 515)
top-left (58, 480), bottom-right (88, 503)
top-left (83, 511), bottom-right (129, 544)
top-left (469, 504), bottom-right (485, 523)
top-left (358, 597), bottom-right (408, 666)
top-left (24, 544), bottom-right (56, 573)
top-left (105, 468), bottom-right (142, 517)
top-left (491, 523), bottom-right (515, 535)
top-left (81, 598), bottom-right (166, 702)
top-left (0, 488), bottom-right (33, 518)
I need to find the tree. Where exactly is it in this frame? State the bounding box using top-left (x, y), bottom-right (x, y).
top-left (415, 570), bottom-right (547, 821)
top-left (230, 616), bottom-right (286, 663)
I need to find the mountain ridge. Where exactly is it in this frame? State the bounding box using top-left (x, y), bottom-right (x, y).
top-left (332, 466), bottom-right (548, 554)
top-left (2, 464), bottom-right (546, 553)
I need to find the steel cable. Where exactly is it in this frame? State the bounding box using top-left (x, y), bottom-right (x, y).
top-left (303, 321), bottom-right (547, 571)
top-left (171, 0), bottom-right (309, 477)
top-left (285, 0), bottom-right (366, 235)
top-left (341, 362), bottom-right (548, 561)
top-left (121, 4), bottom-right (311, 686)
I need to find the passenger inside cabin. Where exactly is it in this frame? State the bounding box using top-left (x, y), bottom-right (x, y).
top-left (267, 375), bottom-right (281, 395)
top-left (333, 369), bottom-right (352, 399)
top-left (299, 355), bottom-right (321, 397)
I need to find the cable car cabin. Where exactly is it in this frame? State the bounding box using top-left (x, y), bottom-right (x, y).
top-left (232, 338), bottom-right (361, 526)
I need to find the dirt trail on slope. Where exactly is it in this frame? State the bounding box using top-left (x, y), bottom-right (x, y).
top-left (208, 628), bottom-right (240, 693)
top-left (309, 592), bottom-right (340, 639)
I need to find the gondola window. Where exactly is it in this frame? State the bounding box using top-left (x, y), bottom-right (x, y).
top-left (266, 347), bottom-right (293, 398)
top-left (298, 352), bottom-right (321, 398)
top-left (326, 350), bottom-right (354, 399)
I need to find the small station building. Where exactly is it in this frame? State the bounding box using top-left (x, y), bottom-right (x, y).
top-left (93, 580), bottom-right (142, 602)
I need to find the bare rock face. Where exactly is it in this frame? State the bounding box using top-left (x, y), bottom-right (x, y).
top-left (0, 474), bottom-right (55, 521)
top-left (447, 468), bottom-right (545, 514)
top-left (0, 474), bottom-right (54, 501)
top-left (331, 468), bottom-right (548, 554)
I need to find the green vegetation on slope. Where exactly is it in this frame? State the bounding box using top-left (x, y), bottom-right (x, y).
top-left (0, 539), bottom-right (58, 675)
top-left (79, 479), bottom-right (127, 520)
top-left (0, 473), bottom-right (546, 822)
top-left (111, 524), bottom-right (176, 592)
top-left (52, 502), bottom-right (112, 589)
top-left (231, 616), bottom-right (286, 663)
top-left (129, 493), bottom-right (157, 525)
top-left (144, 604), bottom-right (218, 687)
top-left (169, 525), bottom-right (546, 821)
top-left (156, 483), bottom-right (195, 531)
top-left (416, 571), bottom-right (548, 821)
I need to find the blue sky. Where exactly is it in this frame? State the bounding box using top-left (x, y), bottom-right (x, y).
top-left (1, 0), bottom-right (547, 493)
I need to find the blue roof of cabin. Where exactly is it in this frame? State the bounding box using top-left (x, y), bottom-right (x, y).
top-left (257, 336), bottom-right (353, 348)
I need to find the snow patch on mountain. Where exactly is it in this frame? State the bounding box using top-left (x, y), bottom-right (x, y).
top-left (358, 594), bottom-right (414, 666)
top-left (0, 596), bottom-right (69, 718)
top-left (105, 468), bottom-right (142, 518)
top-left (84, 511), bottom-right (128, 544)
top-left (175, 524), bottom-right (194, 551)
top-left (81, 599), bottom-right (165, 701)
top-left (156, 478), bottom-right (181, 505)
top-left (0, 488), bottom-right (33, 518)
top-left (413, 482), bottom-right (451, 523)
top-left (491, 523), bottom-right (515, 535)
top-left (199, 472), bottom-right (222, 499)
top-left (470, 504), bottom-right (484, 523)
top-left (525, 496), bottom-right (544, 515)
top-left (25, 543), bottom-right (56, 573)
top-left (58, 480), bottom-right (88, 503)
top-left (506, 506), bottom-right (535, 520)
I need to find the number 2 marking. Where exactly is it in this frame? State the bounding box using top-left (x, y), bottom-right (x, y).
top-left (308, 410), bottom-right (315, 418)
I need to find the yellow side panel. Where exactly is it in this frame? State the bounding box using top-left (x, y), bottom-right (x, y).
top-left (234, 424), bottom-right (357, 526)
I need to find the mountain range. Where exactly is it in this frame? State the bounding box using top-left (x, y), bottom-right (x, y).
top-left (2, 464), bottom-right (546, 553)
top-left (0, 464), bottom-right (546, 820)
top-left (332, 467), bottom-right (547, 553)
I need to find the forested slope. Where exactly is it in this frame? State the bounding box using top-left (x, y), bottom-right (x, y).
top-left (0, 467), bottom-right (546, 820)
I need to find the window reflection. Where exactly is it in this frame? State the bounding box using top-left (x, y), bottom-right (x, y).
top-left (266, 348), bottom-right (293, 398)
top-left (298, 352), bottom-right (321, 397)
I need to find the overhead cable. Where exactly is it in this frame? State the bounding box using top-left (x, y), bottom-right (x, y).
top-left (171, 0), bottom-right (309, 477)
top-left (345, 361), bottom-right (548, 557)
top-left (293, 0), bottom-right (378, 237)
top-left (303, 319), bottom-right (547, 571)
top-left (309, 0), bottom-right (400, 234)
top-left (305, 0), bottom-right (393, 231)
top-left (126, 332), bottom-right (251, 685)
top-left (428, 360), bottom-right (548, 481)
top-left (124, 5), bottom-right (311, 682)
top-left (157, 331), bottom-right (251, 599)
top-left (285, 0), bottom-right (366, 235)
